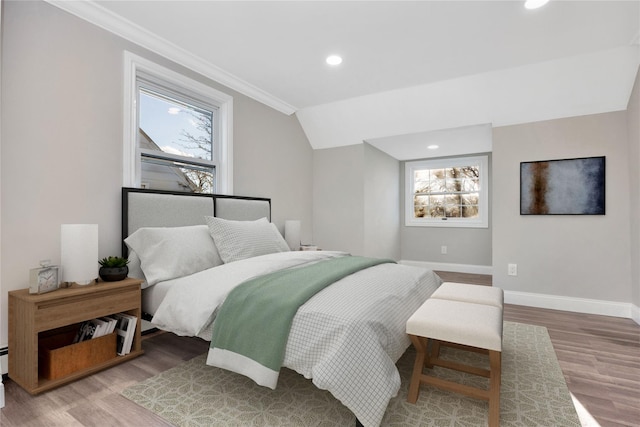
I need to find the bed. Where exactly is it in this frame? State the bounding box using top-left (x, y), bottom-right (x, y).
top-left (121, 187), bottom-right (442, 427)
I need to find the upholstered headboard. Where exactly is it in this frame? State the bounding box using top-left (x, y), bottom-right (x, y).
top-left (121, 187), bottom-right (271, 256)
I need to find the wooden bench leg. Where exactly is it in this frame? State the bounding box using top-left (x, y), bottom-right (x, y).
top-left (407, 336), bottom-right (502, 427)
top-left (488, 350), bottom-right (501, 427)
top-left (427, 339), bottom-right (440, 368)
top-left (407, 334), bottom-right (428, 403)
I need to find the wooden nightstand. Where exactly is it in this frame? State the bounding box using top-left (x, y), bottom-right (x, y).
top-left (8, 277), bottom-right (144, 394)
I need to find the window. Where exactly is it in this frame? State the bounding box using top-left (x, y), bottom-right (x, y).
top-left (123, 52), bottom-right (233, 194)
top-left (405, 155), bottom-right (489, 228)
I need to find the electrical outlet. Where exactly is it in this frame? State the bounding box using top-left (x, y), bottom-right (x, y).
top-left (441, 246), bottom-right (447, 254)
top-left (508, 264), bottom-right (518, 276)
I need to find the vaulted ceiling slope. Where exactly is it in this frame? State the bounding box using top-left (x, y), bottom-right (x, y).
top-left (47, 1), bottom-right (640, 154)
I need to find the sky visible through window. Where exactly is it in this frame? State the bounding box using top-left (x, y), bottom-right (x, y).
top-left (139, 90), bottom-right (212, 161)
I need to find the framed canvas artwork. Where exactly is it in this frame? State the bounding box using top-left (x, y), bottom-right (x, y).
top-left (520, 156), bottom-right (605, 215)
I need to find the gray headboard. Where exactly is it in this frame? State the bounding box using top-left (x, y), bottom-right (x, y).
top-left (121, 188), bottom-right (271, 256)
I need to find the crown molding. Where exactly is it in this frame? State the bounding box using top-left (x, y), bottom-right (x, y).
top-left (44, 0), bottom-right (297, 115)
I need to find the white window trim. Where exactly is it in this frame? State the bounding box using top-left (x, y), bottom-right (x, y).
top-left (405, 155), bottom-right (489, 228)
top-left (123, 51), bottom-right (233, 194)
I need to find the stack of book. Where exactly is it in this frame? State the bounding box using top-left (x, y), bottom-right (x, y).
top-left (73, 313), bottom-right (137, 355)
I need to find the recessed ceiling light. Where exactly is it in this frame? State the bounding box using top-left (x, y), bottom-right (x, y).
top-left (524, 0), bottom-right (549, 10)
top-left (326, 55), bottom-right (343, 66)
top-left (167, 107), bottom-right (180, 115)
top-left (427, 144), bottom-right (439, 150)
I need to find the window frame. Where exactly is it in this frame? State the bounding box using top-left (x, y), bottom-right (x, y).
top-left (405, 155), bottom-right (489, 228)
top-left (123, 51), bottom-right (233, 194)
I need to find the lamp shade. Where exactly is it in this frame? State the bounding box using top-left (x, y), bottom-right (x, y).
top-left (61, 224), bottom-right (98, 285)
top-left (284, 220), bottom-right (301, 251)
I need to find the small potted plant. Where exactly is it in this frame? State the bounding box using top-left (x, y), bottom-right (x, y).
top-left (98, 256), bottom-right (129, 282)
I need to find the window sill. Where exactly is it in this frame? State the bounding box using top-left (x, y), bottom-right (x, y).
top-left (405, 219), bottom-right (488, 228)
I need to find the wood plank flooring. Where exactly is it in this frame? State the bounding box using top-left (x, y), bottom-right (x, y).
top-left (1, 272), bottom-right (638, 427)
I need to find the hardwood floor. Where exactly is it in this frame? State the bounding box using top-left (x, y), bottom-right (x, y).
top-left (1, 272), bottom-right (638, 427)
top-left (502, 304), bottom-right (639, 427)
top-left (0, 330), bottom-right (209, 427)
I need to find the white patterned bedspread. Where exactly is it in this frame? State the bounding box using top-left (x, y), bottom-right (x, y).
top-left (151, 251), bottom-right (441, 427)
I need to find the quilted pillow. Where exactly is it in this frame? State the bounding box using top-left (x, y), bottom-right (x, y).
top-left (124, 225), bottom-right (223, 286)
top-left (205, 216), bottom-right (290, 263)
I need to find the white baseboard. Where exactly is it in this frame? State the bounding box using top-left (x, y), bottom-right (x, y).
top-left (399, 260), bottom-right (639, 324)
top-left (399, 260), bottom-right (493, 275)
top-left (631, 303), bottom-right (640, 326)
top-left (505, 290), bottom-right (636, 321)
top-left (1, 346), bottom-right (6, 408)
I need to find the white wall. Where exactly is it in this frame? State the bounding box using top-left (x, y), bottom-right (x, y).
top-left (627, 69), bottom-right (640, 322)
top-left (493, 112), bottom-right (632, 309)
top-left (0, 1), bottom-right (313, 358)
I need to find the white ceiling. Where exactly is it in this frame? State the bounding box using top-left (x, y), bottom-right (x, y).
top-left (47, 0), bottom-right (640, 157)
top-left (367, 124), bottom-right (493, 161)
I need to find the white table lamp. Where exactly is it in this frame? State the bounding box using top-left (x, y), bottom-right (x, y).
top-left (61, 224), bottom-right (98, 285)
top-left (284, 220), bottom-right (301, 251)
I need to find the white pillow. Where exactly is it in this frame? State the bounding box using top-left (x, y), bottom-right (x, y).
top-left (205, 216), bottom-right (290, 263)
top-left (126, 251), bottom-right (149, 289)
top-left (124, 225), bottom-right (223, 286)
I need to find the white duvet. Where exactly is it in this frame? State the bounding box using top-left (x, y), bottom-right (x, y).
top-left (151, 251), bottom-right (441, 427)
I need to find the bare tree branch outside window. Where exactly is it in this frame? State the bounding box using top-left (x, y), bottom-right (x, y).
top-left (413, 165), bottom-right (480, 219)
top-left (177, 111), bottom-right (214, 193)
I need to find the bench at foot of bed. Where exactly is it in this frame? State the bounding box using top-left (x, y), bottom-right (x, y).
top-left (406, 283), bottom-right (504, 427)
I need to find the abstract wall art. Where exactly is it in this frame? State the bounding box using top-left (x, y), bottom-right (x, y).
top-left (520, 156), bottom-right (605, 215)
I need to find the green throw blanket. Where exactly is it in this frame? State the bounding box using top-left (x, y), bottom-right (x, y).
top-left (207, 256), bottom-right (394, 389)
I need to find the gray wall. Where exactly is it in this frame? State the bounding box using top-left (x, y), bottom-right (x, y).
top-left (0, 1), bottom-right (313, 350)
top-left (399, 155), bottom-right (493, 269)
top-left (232, 93), bottom-right (313, 241)
top-left (628, 69), bottom-right (640, 315)
top-left (313, 143), bottom-right (400, 259)
top-left (492, 112), bottom-right (632, 303)
top-left (313, 144), bottom-right (365, 254)
top-left (363, 143), bottom-right (400, 260)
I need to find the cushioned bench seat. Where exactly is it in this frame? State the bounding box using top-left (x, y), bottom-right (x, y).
top-left (406, 299), bottom-right (503, 351)
top-left (431, 281), bottom-right (503, 308)
top-left (406, 285), bottom-right (504, 427)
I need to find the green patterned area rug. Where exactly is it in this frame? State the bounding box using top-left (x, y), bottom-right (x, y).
top-left (122, 322), bottom-right (580, 426)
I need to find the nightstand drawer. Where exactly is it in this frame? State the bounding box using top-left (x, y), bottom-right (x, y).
top-left (34, 287), bottom-right (140, 332)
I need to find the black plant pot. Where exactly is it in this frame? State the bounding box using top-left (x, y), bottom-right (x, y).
top-left (99, 266), bottom-right (128, 282)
